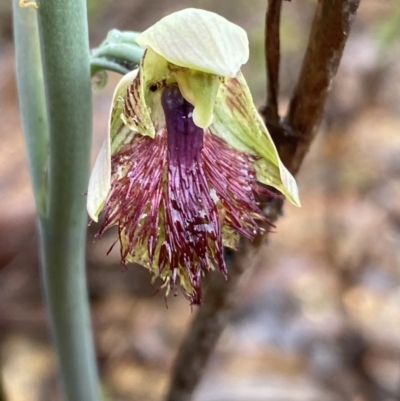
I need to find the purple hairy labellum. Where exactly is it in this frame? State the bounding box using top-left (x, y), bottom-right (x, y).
top-left (96, 85), bottom-right (273, 304)
top-left (87, 9), bottom-right (300, 305)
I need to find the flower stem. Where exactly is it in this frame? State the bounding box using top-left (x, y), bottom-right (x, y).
top-left (92, 43), bottom-right (144, 65)
top-left (90, 37), bottom-right (144, 76)
top-left (12, 2), bottom-right (48, 217)
top-left (13, 1), bottom-right (101, 400)
top-left (90, 57), bottom-right (133, 77)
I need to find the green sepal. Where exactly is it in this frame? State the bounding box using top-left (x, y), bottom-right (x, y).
top-left (211, 72), bottom-right (300, 206)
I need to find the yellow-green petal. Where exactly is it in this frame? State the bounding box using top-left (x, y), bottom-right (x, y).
top-left (175, 69), bottom-right (220, 128)
top-left (211, 72), bottom-right (300, 206)
top-left (87, 139), bottom-right (111, 222)
top-left (87, 69), bottom-right (139, 221)
top-left (136, 8), bottom-right (249, 78)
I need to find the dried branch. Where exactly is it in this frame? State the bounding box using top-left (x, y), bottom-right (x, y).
top-left (165, 1), bottom-right (360, 400)
top-left (279, 0), bottom-right (361, 173)
top-left (262, 0), bottom-right (283, 125)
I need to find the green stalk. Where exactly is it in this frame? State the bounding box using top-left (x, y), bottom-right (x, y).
top-left (13, 1), bottom-right (101, 401)
top-left (92, 43), bottom-right (144, 64)
top-left (90, 36), bottom-right (144, 77)
top-left (91, 57), bottom-right (133, 77)
top-left (12, 2), bottom-right (48, 216)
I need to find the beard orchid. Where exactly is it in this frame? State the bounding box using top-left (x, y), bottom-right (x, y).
top-left (87, 8), bottom-right (300, 304)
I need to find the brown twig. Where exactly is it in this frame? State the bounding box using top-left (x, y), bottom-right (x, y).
top-left (278, 0), bottom-right (361, 173)
top-left (263, 0), bottom-right (282, 125)
top-left (164, 1), bottom-right (360, 400)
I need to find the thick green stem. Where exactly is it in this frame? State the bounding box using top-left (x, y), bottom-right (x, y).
top-left (12, 2), bottom-right (48, 216)
top-left (12, 1), bottom-right (101, 400)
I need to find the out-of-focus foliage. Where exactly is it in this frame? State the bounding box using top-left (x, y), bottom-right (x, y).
top-left (376, 8), bottom-right (400, 49)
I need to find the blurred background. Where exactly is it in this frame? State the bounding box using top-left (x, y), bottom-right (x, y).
top-left (1, 0), bottom-right (400, 400)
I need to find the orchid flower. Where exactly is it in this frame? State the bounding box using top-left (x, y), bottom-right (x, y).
top-left (87, 8), bottom-right (300, 304)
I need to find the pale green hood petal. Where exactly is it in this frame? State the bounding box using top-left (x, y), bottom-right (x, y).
top-left (140, 47), bottom-right (221, 129)
top-left (211, 72), bottom-right (301, 207)
top-left (136, 8), bottom-right (249, 78)
top-left (87, 69), bottom-right (139, 222)
top-left (175, 69), bottom-right (220, 128)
